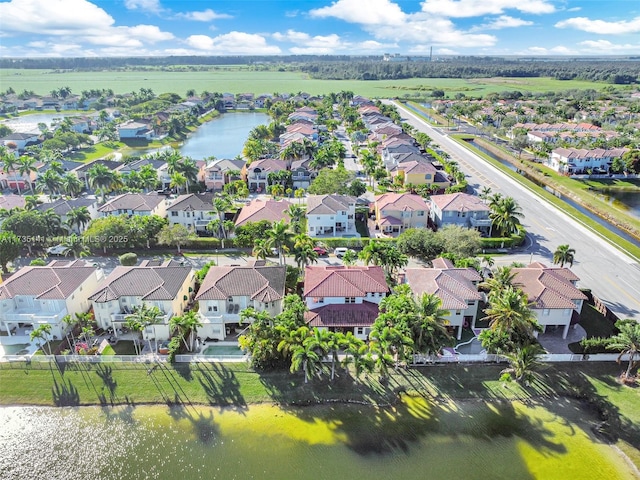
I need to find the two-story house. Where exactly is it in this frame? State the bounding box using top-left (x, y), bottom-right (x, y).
top-left (547, 147), bottom-right (629, 174)
top-left (98, 193), bottom-right (167, 218)
top-left (511, 262), bottom-right (587, 339)
top-left (166, 193), bottom-right (216, 233)
top-left (117, 120), bottom-right (153, 140)
top-left (36, 197), bottom-right (99, 233)
top-left (404, 257), bottom-right (484, 339)
top-left (306, 194), bottom-right (357, 237)
top-left (235, 199), bottom-right (291, 228)
top-left (195, 260), bottom-right (286, 341)
top-left (390, 160), bottom-right (450, 190)
top-left (0, 260), bottom-right (102, 340)
top-left (0, 132), bottom-right (41, 153)
top-left (303, 265), bottom-right (389, 340)
top-left (242, 158), bottom-right (287, 193)
top-left (429, 193), bottom-right (491, 234)
top-left (204, 158), bottom-right (245, 191)
top-left (290, 159), bottom-right (316, 190)
top-left (373, 193), bottom-right (430, 235)
top-left (89, 260), bottom-right (195, 341)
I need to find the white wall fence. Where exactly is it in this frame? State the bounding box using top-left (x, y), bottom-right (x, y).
top-left (0, 352), bottom-right (629, 365)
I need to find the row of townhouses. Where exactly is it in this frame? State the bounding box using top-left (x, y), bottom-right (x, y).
top-left (0, 257), bottom-right (586, 347)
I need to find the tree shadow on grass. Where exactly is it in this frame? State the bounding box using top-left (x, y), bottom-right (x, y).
top-left (52, 376), bottom-right (80, 406)
top-left (194, 363), bottom-right (247, 412)
top-left (96, 364), bottom-right (118, 405)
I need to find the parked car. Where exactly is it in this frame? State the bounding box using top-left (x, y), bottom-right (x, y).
top-left (313, 247), bottom-right (328, 256)
top-left (46, 244), bottom-right (67, 256)
top-left (334, 247), bottom-right (354, 258)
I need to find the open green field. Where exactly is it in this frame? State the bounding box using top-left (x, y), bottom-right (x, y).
top-left (1, 67), bottom-right (617, 98)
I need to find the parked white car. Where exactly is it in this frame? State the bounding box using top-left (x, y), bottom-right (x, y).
top-left (334, 247), bottom-right (354, 258)
top-left (46, 244), bottom-right (68, 256)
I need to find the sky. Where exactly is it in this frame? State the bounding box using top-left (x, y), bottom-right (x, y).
top-left (0, 0), bottom-right (638, 58)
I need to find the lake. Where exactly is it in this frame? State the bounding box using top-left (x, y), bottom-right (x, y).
top-left (1, 112), bottom-right (97, 134)
top-left (0, 398), bottom-right (635, 480)
top-left (179, 111), bottom-right (269, 160)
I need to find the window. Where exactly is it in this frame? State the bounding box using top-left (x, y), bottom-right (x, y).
top-left (417, 211), bottom-right (424, 217)
top-left (543, 309), bottom-right (550, 316)
top-left (467, 301), bottom-right (475, 306)
top-left (227, 296), bottom-right (233, 302)
top-left (356, 327), bottom-right (364, 335)
top-left (455, 310), bottom-right (461, 315)
top-left (271, 302), bottom-right (275, 307)
top-left (171, 211), bottom-right (178, 217)
top-left (318, 297), bottom-right (324, 304)
top-left (345, 297), bottom-right (356, 304)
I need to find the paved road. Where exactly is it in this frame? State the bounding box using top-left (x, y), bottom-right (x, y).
top-left (391, 101), bottom-right (640, 322)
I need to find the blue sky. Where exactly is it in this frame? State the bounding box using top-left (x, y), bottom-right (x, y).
top-left (0, 0), bottom-right (638, 57)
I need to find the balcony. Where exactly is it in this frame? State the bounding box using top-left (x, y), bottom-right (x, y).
top-left (3, 308), bottom-right (68, 324)
top-left (469, 217), bottom-right (492, 228)
top-left (111, 311), bottom-right (172, 324)
top-left (194, 219), bottom-right (212, 229)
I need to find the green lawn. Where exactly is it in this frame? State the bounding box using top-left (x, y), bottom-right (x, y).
top-left (0, 68), bottom-right (620, 98)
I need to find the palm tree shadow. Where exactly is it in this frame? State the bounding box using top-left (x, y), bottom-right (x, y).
top-left (52, 376), bottom-right (80, 406)
top-left (194, 363), bottom-right (247, 412)
top-left (96, 364), bottom-right (118, 405)
top-left (168, 403), bottom-right (219, 445)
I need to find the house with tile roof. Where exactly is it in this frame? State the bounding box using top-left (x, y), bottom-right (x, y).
top-left (0, 260), bottom-right (102, 340)
top-left (547, 147), bottom-right (628, 174)
top-left (0, 194), bottom-right (26, 211)
top-left (167, 193), bottom-right (216, 232)
top-left (373, 193), bottom-right (430, 236)
top-left (204, 158), bottom-right (245, 191)
top-left (511, 262), bottom-right (587, 339)
top-left (306, 194), bottom-right (357, 237)
top-left (404, 257), bottom-right (484, 339)
top-left (36, 197), bottom-right (99, 233)
top-left (195, 260), bottom-right (286, 341)
top-left (235, 199), bottom-right (291, 228)
top-left (242, 158), bottom-right (287, 193)
top-left (390, 160), bottom-right (451, 190)
top-left (117, 120), bottom-right (153, 140)
top-left (89, 259), bottom-right (195, 341)
top-left (429, 192), bottom-right (492, 233)
top-left (98, 193), bottom-right (167, 218)
top-left (303, 265), bottom-right (389, 340)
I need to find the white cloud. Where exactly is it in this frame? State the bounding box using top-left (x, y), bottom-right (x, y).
top-left (578, 39), bottom-right (640, 52)
top-left (472, 15), bottom-right (533, 31)
top-left (555, 16), bottom-right (640, 35)
top-left (0, 0), bottom-right (115, 35)
top-left (420, 0), bottom-right (555, 18)
top-left (185, 32), bottom-right (281, 55)
top-left (310, 0), bottom-right (406, 25)
top-left (174, 9), bottom-right (232, 22)
top-left (124, 0), bottom-right (162, 13)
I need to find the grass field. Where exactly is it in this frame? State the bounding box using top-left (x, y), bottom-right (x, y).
top-left (1, 67), bottom-right (619, 98)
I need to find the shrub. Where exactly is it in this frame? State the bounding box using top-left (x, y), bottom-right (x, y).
top-left (119, 252), bottom-right (138, 266)
top-left (578, 337), bottom-right (615, 354)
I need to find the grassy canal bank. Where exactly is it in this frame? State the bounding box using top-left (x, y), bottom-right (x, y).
top-left (0, 360), bottom-right (638, 466)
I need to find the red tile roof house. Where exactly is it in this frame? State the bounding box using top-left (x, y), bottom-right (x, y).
top-left (0, 260), bottom-right (103, 341)
top-left (98, 193), bottom-right (167, 218)
top-left (242, 158), bottom-right (287, 193)
top-left (195, 261), bottom-right (286, 341)
top-left (89, 260), bottom-right (195, 342)
top-left (373, 193), bottom-right (430, 236)
top-left (511, 262), bottom-right (587, 339)
top-left (306, 194), bottom-right (357, 238)
top-left (429, 192), bottom-right (492, 234)
top-left (404, 257), bottom-right (484, 340)
top-left (234, 199), bottom-right (292, 228)
top-left (303, 265), bottom-right (389, 340)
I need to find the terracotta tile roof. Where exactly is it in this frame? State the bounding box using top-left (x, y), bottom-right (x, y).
top-left (195, 264), bottom-right (286, 302)
top-left (0, 194), bottom-right (26, 210)
top-left (305, 301), bottom-right (380, 328)
top-left (98, 193), bottom-right (164, 213)
top-left (89, 261), bottom-right (192, 303)
top-left (511, 264), bottom-right (586, 309)
top-left (405, 262), bottom-right (482, 310)
top-left (0, 261), bottom-right (97, 300)
top-left (375, 193), bottom-right (430, 212)
top-left (235, 199), bottom-right (291, 227)
top-left (246, 158), bottom-right (287, 172)
top-left (205, 158), bottom-right (245, 173)
top-left (392, 160), bottom-right (437, 175)
top-left (429, 193), bottom-right (490, 213)
top-left (304, 266), bottom-right (388, 298)
top-left (36, 197), bottom-right (95, 215)
top-left (306, 194), bottom-right (355, 215)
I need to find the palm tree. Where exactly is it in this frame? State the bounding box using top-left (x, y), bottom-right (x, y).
top-left (61, 173), bottom-right (84, 198)
top-left (126, 304), bottom-right (163, 354)
top-left (61, 314), bottom-right (76, 353)
top-left (266, 220), bottom-right (293, 265)
top-left (607, 320), bottom-right (640, 380)
top-left (170, 172), bottom-right (187, 194)
top-left (18, 155), bottom-right (37, 194)
top-left (252, 239), bottom-right (271, 260)
top-left (36, 169), bottom-right (63, 199)
top-left (553, 244), bottom-right (576, 268)
top-left (24, 195), bottom-right (41, 210)
top-left (179, 157), bottom-right (199, 193)
top-left (63, 234), bottom-right (90, 259)
top-left (170, 311), bottom-right (202, 352)
top-left (124, 316), bottom-right (145, 355)
top-left (484, 287), bottom-right (539, 339)
top-left (88, 163), bottom-right (118, 203)
top-left (326, 331), bottom-right (344, 381)
top-left (500, 343), bottom-right (545, 384)
top-left (413, 293), bottom-right (452, 356)
top-left (290, 342), bottom-right (321, 384)
top-left (482, 266), bottom-right (517, 299)
top-left (30, 324), bottom-right (53, 355)
top-left (211, 194), bottom-right (233, 240)
top-left (285, 204), bottom-right (306, 234)
top-left (2, 154), bottom-right (22, 194)
top-left (489, 196), bottom-right (524, 237)
top-left (66, 206), bottom-right (92, 233)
